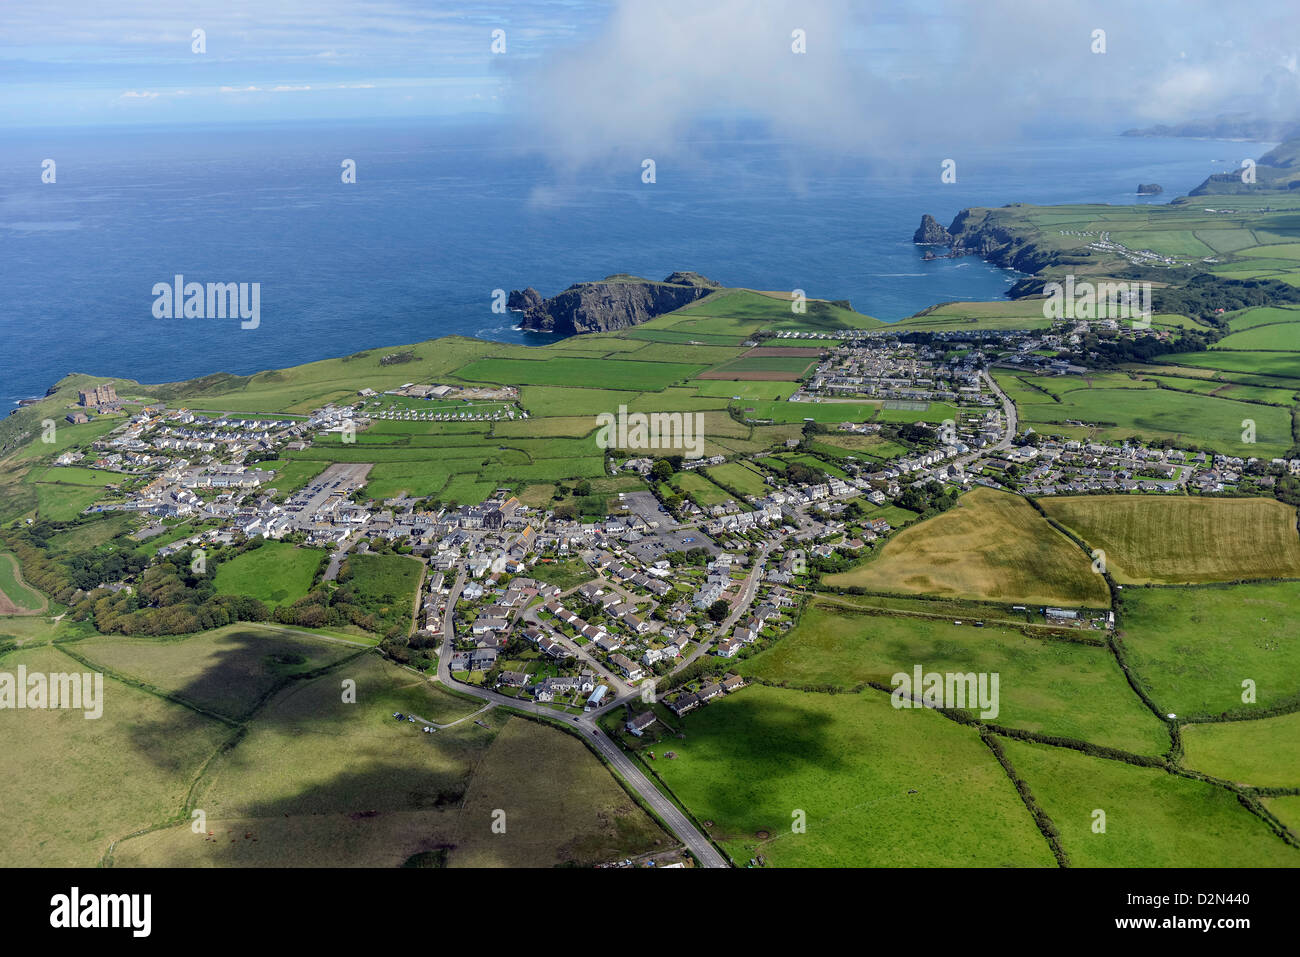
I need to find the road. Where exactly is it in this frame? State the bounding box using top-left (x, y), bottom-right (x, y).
top-left (323, 530), bottom-right (364, 581)
top-left (668, 544), bottom-right (771, 675)
top-left (986, 368), bottom-right (1018, 453)
top-left (949, 369), bottom-right (1017, 473)
top-left (434, 567), bottom-right (730, 868)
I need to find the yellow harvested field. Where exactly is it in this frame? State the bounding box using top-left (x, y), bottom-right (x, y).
top-left (1040, 496), bottom-right (1300, 584)
top-left (824, 487), bottom-right (1110, 606)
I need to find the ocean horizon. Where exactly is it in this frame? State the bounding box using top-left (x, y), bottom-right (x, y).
top-left (0, 120), bottom-right (1259, 406)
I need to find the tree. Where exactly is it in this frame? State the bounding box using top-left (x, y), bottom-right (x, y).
top-left (651, 459), bottom-right (674, 483)
top-left (572, 480), bottom-right (592, 497)
top-left (707, 599), bottom-right (729, 622)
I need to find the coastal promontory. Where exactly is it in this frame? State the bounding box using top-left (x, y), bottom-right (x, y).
top-left (508, 271), bottom-right (720, 334)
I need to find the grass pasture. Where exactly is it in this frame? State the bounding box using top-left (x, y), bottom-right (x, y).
top-left (213, 542), bottom-right (327, 608)
top-left (0, 644), bottom-right (230, 867)
top-left (69, 624), bottom-right (363, 720)
top-left (1040, 495), bottom-right (1300, 584)
top-left (1182, 711), bottom-right (1300, 788)
top-left (705, 462), bottom-right (770, 498)
top-left (1118, 581), bottom-right (1300, 718)
top-left (652, 684), bottom-right (1055, 867)
top-left (1213, 322), bottom-right (1300, 351)
top-left (998, 370), bottom-right (1292, 457)
top-left (340, 553), bottom-right (423, 635)
top-left (824, 488), bottom-right (1110, 607)
top-left (740, 602), bottom-right (1168, 754)
top-left (443, 716), bottom-right (669, 867)
top-left (670, 471), bottom-right (736, 508)
top-left (530, 558), bottom-right (597, 591)
top-left (454, 357), bottom-right (706, 392)
top-left (0, 551), bottom-right (46, 614)
top-left (1000, 737), bottom-right (1299, 867)
top-left (109, 655), bottom-right (663, 868)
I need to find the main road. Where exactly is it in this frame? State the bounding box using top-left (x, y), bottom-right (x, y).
top-left (434, 568), bottom-right (730, 868)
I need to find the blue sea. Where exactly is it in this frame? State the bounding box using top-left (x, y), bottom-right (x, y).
top-left (0, 120), bottom-right (1257, 407)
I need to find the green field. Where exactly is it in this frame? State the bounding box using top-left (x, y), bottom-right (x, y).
top-left (455, 357), bottom-right (706, 392)
top-left (996, 370), bottom-right (1292, 456)
top-left (736, 398), bottom-right (874, 424)
top-left (1182, 711), bottom-right (1300, 788)
top-left (1227, 306), bottom-right (1300, 332)
top-left (0, 644), bottom-right (231, 867)
top-left (699, 356), bottom-right (817, 379)
top-left (1164, 349), bottom-right (1300, 381)
top-left (1265, 796), bottom-right (1300, 839)
top-left (813, 433), bottom-right (910, 461)
top-left (664, 288), bottom-right (885, 331)
top-left (825, 488), bottom-right (1110, 607)
top-left (0, 551), bottom-right (46, 613)
top-left (262, 459), bottom-right (329, 497)
top-left (45, 513), bottom-right (134, 553)
top-left (670, 470), bottom-right (736, 508)
top-left (705, 462), bottom-right (770, 498)
top-left (32, 481), bottom-right (109, 521)
top-left (213, 542), bottom-right (327, 607)
top-left (741, 602), bottom-right (1168, 754)
top-left (438, 717), bottom-right (669, 867)
top-left (340, 553), bottom-right (423, 635)
top-left (1041, 496), bottom-right (1300, 584)
top-left (529, 558), bottom-right (596, 591)
top-left (109, 655), bottom-right (662, 867)
top-left (1000, 737), bottom-right (1299, 867)
top-left (1213, 322), bottom-right (1300, 351)
top-left (652, 683), bottom-right (1055, 867)
top-left (1118, 582), bottom-right (1300, 717)
top-left (69, 624), bottom-right (364, 720)
top-left (693, 379), bottom-right (797, 400)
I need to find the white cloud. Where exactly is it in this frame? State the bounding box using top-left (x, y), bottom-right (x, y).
top-left (516, 0), bottom-right (1300, 170)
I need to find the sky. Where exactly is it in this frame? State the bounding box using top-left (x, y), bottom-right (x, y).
top-left (2, 1), bottom-right (1298, 157)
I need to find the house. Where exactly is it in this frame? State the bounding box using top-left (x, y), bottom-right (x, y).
top-left (469, 648), bottom-right (498, 670)
top-left (471, 617), bottom-right (508, 636)
top-left (715, 638), bottom-right (741, 658)
top-left (626, 711), bottom-right (658, 737)
top-left (536, 636), bottom-right (567, 659)
top-left (697, 682), bottom-right (723, 703)
top-left (668, 693), bottom-right (700, 716)
top-left (609, 653), bottom-right (643, 681)
top-left (594, 634), bottom-right (623, 654)
top-left (533, 675), bottom-right (578, 702)
top-left (721, 674), bottom-right (746, 693)
top-left (497, 671), bottom-right (529, 689)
